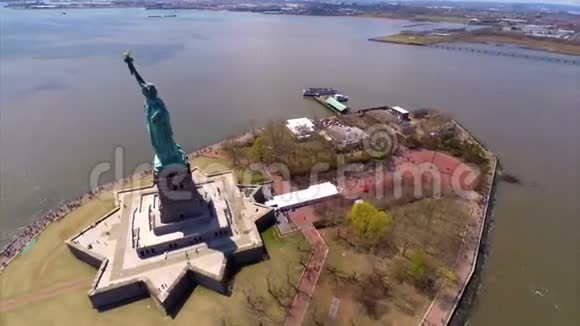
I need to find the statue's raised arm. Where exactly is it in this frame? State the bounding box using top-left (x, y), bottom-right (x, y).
top-left (122, 51), bottom-right (187, 174)
top-left (123, 51), bottom-right (146, 87)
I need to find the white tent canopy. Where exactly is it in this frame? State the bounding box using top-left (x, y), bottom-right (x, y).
top-left (266, 182), bottom-right (339, 211)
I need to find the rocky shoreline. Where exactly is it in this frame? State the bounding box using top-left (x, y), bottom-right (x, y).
top-left (0, 183), bottom-right (119, 272)
top-left (1, 191), bottom-right (94, 272)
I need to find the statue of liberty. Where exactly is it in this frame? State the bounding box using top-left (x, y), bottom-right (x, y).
top-left (123, 52), bottom-right (203, 223)
top-left (123, 51), bottom-right (188, 173)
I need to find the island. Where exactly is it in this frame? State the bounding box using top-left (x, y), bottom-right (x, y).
top-left (0, 59), bottom-right (498, 326)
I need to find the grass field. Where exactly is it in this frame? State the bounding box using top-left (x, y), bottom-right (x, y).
top-left (370, 34), bottom-right (447, 46)
top-left (190, 155), bottom-right (270, 184)
top-left (0, 190), bottom-right (116, 300)
top-left (304, 228), bottom-right (430, 326)
top-left (304, 198), bottom-right (470, 325)
top-left (1, 226), bottom-right (308, 326)
top-left (371, 30), bottom-right (580, 56)
top-left (0, 156), bottom-right (304, 326)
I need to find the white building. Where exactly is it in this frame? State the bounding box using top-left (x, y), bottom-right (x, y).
top-left (389, 106), bottom-right (410, 121)
top-left (286, 118), bottom-right (316, 141)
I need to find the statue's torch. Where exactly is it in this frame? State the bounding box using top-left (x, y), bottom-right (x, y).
top-left (123, 51), bottom-right (145, 85)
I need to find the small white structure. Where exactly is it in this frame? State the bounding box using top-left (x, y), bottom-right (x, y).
top-left (389, 106), bottom-right (410, 121)
top-left (266, 182), bottom-right (339, 211)
top-left (286, 118), bottom-right (315, 141)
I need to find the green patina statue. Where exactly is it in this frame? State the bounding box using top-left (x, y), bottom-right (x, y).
top-left (123, 52), bottom-right (187, 173)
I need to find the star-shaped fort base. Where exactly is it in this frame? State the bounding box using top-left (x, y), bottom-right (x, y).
top-left (66, 167), bottom-right (273, 315)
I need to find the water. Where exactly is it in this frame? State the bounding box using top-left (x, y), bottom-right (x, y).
top-left (1, 8), bottom-right (579, 325)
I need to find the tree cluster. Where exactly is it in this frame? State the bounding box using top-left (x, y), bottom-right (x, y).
top-left (393, 248), bottom-right (456, 295)
top-left (424, 132), bottom-right (489, 168)
top-left (346, 201), bottom-right (392, 245)
top-left (248, 122), bottom-right (337, 176)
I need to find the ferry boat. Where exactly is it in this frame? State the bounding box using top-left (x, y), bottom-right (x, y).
top-left (302, 88), bottom-right (338, 97)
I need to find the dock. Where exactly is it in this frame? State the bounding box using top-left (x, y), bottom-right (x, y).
top-left (313, 96), bottom-right (350, 115)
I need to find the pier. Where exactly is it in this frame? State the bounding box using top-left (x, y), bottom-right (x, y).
top-left (429, 43), bottom-right (580, 65)
top-left (313, 96), bottom-right (349, 115)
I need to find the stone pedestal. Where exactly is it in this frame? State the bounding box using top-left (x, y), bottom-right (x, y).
top-left (154, 163), bottom-right (206, 223)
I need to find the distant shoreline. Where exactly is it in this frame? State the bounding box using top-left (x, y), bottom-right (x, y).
top-left (370, 32), bottom-right (580, 59)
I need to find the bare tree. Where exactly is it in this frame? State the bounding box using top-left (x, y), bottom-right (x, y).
top-left (242, 288), bottom-right (280, 324)
top-left (266, 272), bottom-right (290, 309)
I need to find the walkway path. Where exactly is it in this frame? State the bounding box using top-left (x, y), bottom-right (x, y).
top-left (205, 143), bottom-right (332, 325)
top-left (420, 201), bottom-right (484, 326)
top-left (420, 158), bottom-right (497, 325)
top-left (284, 207), bottom-right (328, 326)
top-left (267, 173), bottom-right (329, 326)
top-left (0, 277), bottom-right (92, 313)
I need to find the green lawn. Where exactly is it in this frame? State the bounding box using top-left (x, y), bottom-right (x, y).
top-left (189, 156), bottom-right (232, 174)
top-left (190, 155), bottom-right (270, 184)
top-left (305, 228), bottom-right (429, 326)
top-left (304, 198), bottom-right (470, 325)
top-left (2, 224), bottom-right (308, 325)
top-left (372, 33), bottom-right (447, 46)
top-left (0, 191), bottom-right (115, 300)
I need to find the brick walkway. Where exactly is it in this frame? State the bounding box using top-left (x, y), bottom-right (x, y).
top-left (267, 173), bottom-right (329, 326)
top-left (203, 146), bottom-right (332, 325)
top-left (283, 206), bottom-right (328, 326)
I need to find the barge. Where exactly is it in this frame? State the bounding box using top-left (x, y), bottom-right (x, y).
top-left (303, 88), bottom-right (338, 96)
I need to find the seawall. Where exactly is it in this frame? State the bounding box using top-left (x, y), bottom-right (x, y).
top-left (420, 119), bottom-right (498, 325)
top-left (449, 160), bottom-right (498, 325)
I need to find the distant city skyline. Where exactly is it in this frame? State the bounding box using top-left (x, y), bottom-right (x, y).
top-left (398, 0), bottom-right (580, 6)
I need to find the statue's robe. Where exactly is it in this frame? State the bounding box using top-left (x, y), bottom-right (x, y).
top-left (144, 96), bottom-right (187, 172)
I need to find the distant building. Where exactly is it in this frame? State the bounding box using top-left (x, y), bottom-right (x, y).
top-left (286, 118), bottom-right (316, 141)
top-left (500, 18), bottom-right (528, 24)
top-left (468, 18), bottom-right (501, 25)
